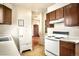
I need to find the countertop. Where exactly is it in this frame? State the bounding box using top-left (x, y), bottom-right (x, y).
top-left (60, 37), bottom-right (79, 43)
top-left (60, 39), bottom-right (79, 43)
top-left (45, 36), bottom-right (79, 43)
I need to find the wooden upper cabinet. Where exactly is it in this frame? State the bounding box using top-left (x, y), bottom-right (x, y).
top-left (46, 13), bottom-right (50, 21)
top-left (46, 13), bottom-right (50, 27)
top-left (45, 13), bottom-right (50, 32)
top-left (45, 20), bottom-right (47, 33)
top-left (64, 4), bottom-right (79, 26)
top-left (0, 5), bottom-right (3, 23)
top-left (3, 5), bottom-right (12, 24)
top-left (56, 7), bottom-right (64, 19)
top-left (0, 4), bottom-right (12, 25)
top-left (45, 13), bottom-right (54, 31)
top-left (50, 11), bottom-right (56, 21)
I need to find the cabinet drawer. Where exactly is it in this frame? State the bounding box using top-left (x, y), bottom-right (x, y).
top-left (60, 41), bottom-right (75, 50)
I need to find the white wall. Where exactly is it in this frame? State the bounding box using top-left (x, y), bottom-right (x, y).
top-left (41, 11), bottom-right (46, 45)
top-left (54, 23), bottom-right (79, 38)
top-left (39, 12), bottom-right (43, 45)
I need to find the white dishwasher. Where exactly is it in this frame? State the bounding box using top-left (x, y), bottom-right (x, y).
top-left (45, 38), bottom-right (59, 56)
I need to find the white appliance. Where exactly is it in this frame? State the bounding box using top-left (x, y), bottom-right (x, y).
top-left (0, 34), bottom-right (20, 56)
top-left (45, 37), bottom-right (59, 56)
top-left (45, 31), bottom-right (69, 56)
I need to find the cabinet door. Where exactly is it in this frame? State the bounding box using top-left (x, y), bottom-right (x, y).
top-left (56, 8), bottom-right (64, 19)
top-left (46, 13), bottom-right (50, 27)
top-left (46, 13), bottom-right (50, 21)
top-left (60, 46), bottom-right (75, 56)
top-left (64, 4), bottom-right (79, 26)
top-left (45, 20), bottom-right (47, 33)
top-left (0, 5), bottom-right (3, 23)
top-left (50, 11), bottom-right (56, 21)
top-left (3, 6), bottom-right (12, 24)
top-left (60, 41), bottom-right (75, 56)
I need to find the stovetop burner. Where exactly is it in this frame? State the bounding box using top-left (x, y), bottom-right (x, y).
top-left (48, 36), bottom-right (55, 37)
top-left (47, 35), bottom-right (65, 39)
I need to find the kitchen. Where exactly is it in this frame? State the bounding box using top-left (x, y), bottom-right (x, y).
top-left (0, 3), bottom-right (79, 56)
top-left (45, 3), bottom-right (79, 56)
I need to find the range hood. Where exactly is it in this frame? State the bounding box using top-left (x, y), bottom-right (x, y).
top-left (49, 18), bottom-right (64, 24)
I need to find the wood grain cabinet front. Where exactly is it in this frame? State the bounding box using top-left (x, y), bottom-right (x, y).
top-left (0, 4), bottom-right (12, 25)
top-left (64, 4), bottom-right (79, 26)
top-left (46, 13), bottom-right (50, 27)
top-left (56, 7), bottom-right (64, 19)
top-left (50, 11), bottom-right (56, 21)
top-left (60, 41), bottom-right (75, 56)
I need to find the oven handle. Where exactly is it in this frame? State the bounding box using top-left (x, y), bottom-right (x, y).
top-left (46, 49), bottom-right (58, 56)
top-left (47, 39), bottom-right (59, 41)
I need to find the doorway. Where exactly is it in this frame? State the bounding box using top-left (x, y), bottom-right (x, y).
top-left (32, 24), bottom-right (40, 49)
top-left (32, 12), bottom-right (42, 50)
top-left (33, 24), bottom-right (39, 37)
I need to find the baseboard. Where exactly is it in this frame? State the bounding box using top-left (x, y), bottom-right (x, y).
top-left (22, 49), bottom-right (31, 53)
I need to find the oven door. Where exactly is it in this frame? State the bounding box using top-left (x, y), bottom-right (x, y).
top-left (45, 39), bottom-right (59, 56)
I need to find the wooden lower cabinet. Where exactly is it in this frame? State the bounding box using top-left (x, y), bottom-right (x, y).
top-left (60, 40), bottom-right (76, 56)
top-left (60, 45), bottom-right (75, 56)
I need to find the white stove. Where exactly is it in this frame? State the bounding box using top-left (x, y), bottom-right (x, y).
top-left (45, 31), bottom-right (69, 56)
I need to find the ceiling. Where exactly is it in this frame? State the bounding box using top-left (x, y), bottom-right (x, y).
top-left (15, 3), bottom-right (53, 12)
